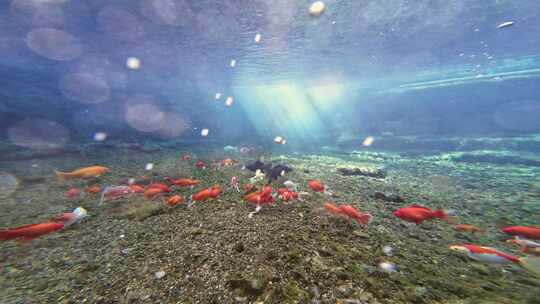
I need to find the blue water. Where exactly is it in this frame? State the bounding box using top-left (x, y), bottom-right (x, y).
top-left (1, 1), bottom-right (540, 303)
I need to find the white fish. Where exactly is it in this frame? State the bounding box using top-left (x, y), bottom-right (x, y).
top-left (98, 186), bottom-right (134, 206)
top-left (497, 21), bottom-right (514, 29)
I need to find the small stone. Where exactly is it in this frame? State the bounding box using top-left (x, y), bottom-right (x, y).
top-left (155, 270), bottom-right (166, 279)
top-left (317, 248), bottom-right (334, 257)
top-left (234, 242), bottom-right (245, 253)
top-left (120, 248), bottom-right (132, 256)
top-left (337, 283), bottom-right (355, 297)
top-left (352, 230), bottom-right (369, 238)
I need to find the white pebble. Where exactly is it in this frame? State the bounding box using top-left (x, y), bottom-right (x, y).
top-left (155, 270), bottom-right (166, 279)
top-left (145, 163), bottom-right (154, 170)
top-left (254, 33), bottom-right (261, 43)
top-left (230, 59), bottom-right (236, 67)
top-left (201, 128), bottom-right (209, 136)
top-left (378, 262), bottom-right (397, 273)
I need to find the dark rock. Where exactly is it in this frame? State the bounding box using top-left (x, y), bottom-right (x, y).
top-left (373, 192), bottom-right (404, 202)
top-left (337, 167), bottom-right (386, 178)
top-left (234, 242), bottom-right (245, 253)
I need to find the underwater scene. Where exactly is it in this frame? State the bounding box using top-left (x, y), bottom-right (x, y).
top-left (1, 1), bottom-right (540, 303)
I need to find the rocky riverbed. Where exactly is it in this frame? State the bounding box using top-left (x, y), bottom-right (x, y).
top-left (1, 147), bottom-right (539, 303)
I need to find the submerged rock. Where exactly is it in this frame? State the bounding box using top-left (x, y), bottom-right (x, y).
top-left (373, 192), bottom-right (404, 202)
top-left (228, 276), bottom-right (269, 297)
top-left (337, 167), bottom-right (386, 178)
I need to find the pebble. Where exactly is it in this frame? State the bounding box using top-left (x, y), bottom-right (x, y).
top-left (336, 283), bottom-right (355, 297)
top-left (352, 230), bottom-right (369, 239)
top-left (155, 270), bottom-right (166, 279)
top-left (120, 248), bottom-right (132, 256)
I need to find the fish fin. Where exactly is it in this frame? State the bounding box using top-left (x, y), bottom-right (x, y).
top-left (433, 210), bottom-right (449, 221)
top-left (55, 171), bottom-right (69, 182)
top-left (520, 257), bottom-right (540, 277)
top-left (357, 213), bottom-right (372, 225)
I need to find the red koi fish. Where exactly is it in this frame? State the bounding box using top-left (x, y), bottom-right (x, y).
top-left (308, 180), bottom-right (325, 192)
top-left (244, 186), bottom-right (274, 205)
top-left (221, 158), bottom-right (236, 167)
top-left (277, 188), bottom-right (298, 202)
top-left (501, 226), bottom-right (540, 240)
top-left (339, 205), bottom-right (371, 225)
top-left (450, 244), bottom-right (540, 276)
top-left (166, 195), bottom-right (183, 207)
top-left (191, 186), bottom-right (220, 202)
top-left (147, 183), bottom-right (171, 193)
top-left (165, 177), bottom-right (200, 187)
top-left (0, 222), bottom-right (65, 244)
top-left (144, 188), bottom-right (166, 199)
top-left (393, 204), bottom-right (449, 225)
top-left (507, 237), bottom-right (540, 255)
top-left (128, 184), bottom-right (145, 193)
top-left (324, 202), bottom-right (344, 216)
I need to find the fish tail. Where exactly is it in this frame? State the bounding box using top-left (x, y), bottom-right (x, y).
top-left (520, 257), bottom-right (540, 277)
top-left (55, 171), bottom-right (70, 182)
top-left (0, 230), bottom-right (19, 241)
top-left (433, 210), bottom-right (450, 222)
top-left (355, 213), bottom-right (371, 225)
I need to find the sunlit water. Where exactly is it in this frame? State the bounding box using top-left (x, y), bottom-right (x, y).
top-left (1, 1), bottom-right (540, 303)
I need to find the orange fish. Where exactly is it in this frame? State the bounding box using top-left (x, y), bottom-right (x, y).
top-left (221, 158), bottom-right (235, 167)
top-left (144, 188), bottom-right (165, 199)
top-left (501, 226), bottom-right (540, 240)
top-left (308, 180), bottom-right (325, 193)
top-left (55, 166), bottom-right (109, 181)
top-left (147, 183), bottom-right (171, 193)
top-left (244, 186), bottom-right (274, 205)
top-left (85, 185), bottom-right (101, 194)
top-left (324, 202), bottom-right (344, 216)
top-left (277, 188), bottom-right (298, 202)
top-left (128, 184), bottom-right (145, 193)
top-left (339, 205), bottom-right (371, 225)
top-left (191, 186), bottom-right (220, 202)
top-left (209, 185), bottom-right (221, 197)
top-left (393, 204), bottom-right (449, 225)
top-left (166, 177), bottom-right (200, 187)
top-left (166, 195), bottom-right (183, 207)
top-left (454, 224), bottom-right (486, 234)
top-left (0, 222), bottom-right (65, 244)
